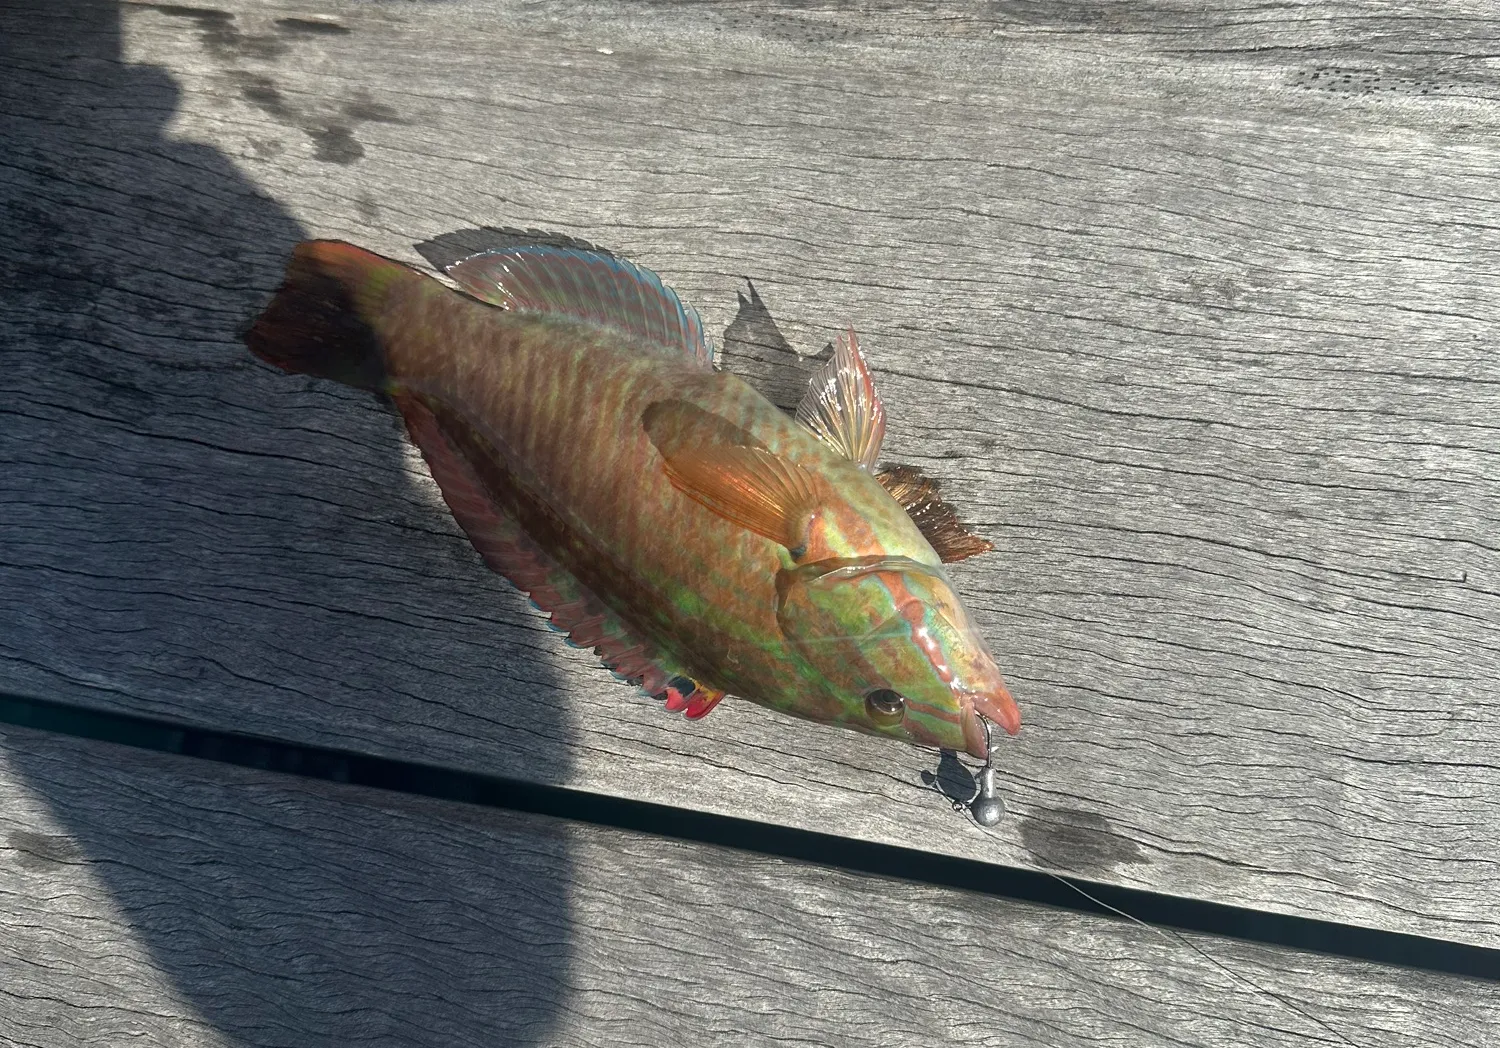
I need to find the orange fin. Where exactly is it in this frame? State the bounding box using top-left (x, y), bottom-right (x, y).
top-left (876, 464), bottom-right (994, 563)
top-left (660, 443), bottom-right (821, 556)
top-left (795, 327), bottom-right (886, 471)
top-left (644, 400), bottom-right (822, 554)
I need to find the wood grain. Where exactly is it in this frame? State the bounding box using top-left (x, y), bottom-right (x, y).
top-left (2, 0), bottom-right (1498, 947)
top-left (3, 724), bottom-right (1496, 1048)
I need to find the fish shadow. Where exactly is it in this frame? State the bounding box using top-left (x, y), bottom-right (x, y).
top-left (720, 279), bottom-right (833, 412)
top-left (0, 2), bottom-right (570, 1044)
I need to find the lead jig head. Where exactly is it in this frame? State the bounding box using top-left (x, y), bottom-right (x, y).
top-left (966, 717), bottom-right (1005, 825)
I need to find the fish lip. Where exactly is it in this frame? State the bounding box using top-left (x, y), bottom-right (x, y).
top-left (960, 682), bottom-right (1021, 759)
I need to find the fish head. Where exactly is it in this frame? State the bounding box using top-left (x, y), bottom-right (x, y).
top-left (776, 556), bottom-right (1019, 759)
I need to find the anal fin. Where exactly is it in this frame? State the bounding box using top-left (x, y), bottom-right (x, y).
top-left (392, 391), bottom-right (710, 713)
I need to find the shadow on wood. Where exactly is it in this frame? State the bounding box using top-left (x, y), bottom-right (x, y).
top-left (3, 728), bottom-right (581, 1046)
top-left (0, 2), bottom-right (572, 1042)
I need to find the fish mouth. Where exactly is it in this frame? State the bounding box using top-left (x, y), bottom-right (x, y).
top-left (960, 681), bottom-right (1021, 759)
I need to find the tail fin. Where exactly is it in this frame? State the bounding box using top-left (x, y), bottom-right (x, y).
top-left (245, 240), bottom-right (425, 391)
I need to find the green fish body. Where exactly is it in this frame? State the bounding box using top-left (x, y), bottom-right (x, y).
top-left (246, 239), bottom-right (1018, 760)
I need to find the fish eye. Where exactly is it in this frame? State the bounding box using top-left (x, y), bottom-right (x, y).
top-left (864, 688), bottom-right (906, 726)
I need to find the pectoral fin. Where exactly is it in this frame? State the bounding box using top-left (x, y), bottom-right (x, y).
top-left (659, 443), bottom-right (821, 556)
top-left (644, 399), bottom-right (822, 555)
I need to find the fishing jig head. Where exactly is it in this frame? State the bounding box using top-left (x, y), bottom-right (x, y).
top-left (967, 716), bottom-right (1006, 826)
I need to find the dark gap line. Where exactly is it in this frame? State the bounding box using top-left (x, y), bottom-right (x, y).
top-left (1, 689), bottom-right (1494, 982)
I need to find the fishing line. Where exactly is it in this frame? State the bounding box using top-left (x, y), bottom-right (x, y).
top-left (1035, 868), bottom-right (1360, 1048)
top-left (953, 781), bottom-right (1359, 1046)
top-left (947, 713), bottom-right (1358, 1047)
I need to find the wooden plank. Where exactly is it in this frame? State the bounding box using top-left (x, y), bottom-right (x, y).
top-left (3, 0), bottom-right (1498, 948)
top-left (0, 723), bottom-right (1494, 1048)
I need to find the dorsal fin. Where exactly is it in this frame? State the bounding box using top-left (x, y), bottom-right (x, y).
top-left (417, 226), bottom-right (607, 271)
top-left (795, 327), bottom-right (886, 471)
top-left (445, 245), bottom-right (713, 367)
top-left (876, 464), bottom-right (994, 563)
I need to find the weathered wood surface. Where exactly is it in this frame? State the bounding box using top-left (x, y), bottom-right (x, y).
top-left (4, 0), bottom-right (1499, 949)
top-left (2, 724), bottom-right (1495, 1048)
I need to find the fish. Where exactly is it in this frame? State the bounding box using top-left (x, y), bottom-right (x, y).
top-left (244, 236), bottom-right (1019, 762)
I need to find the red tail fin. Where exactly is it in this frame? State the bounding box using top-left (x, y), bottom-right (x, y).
top-left (244, 240), bottom-right (424, 391)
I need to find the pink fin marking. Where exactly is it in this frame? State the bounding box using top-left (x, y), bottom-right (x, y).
top-left (391, 391), bottom-right (682, 697)
top-left (658, 676), bottom-right (726, 719)
top-left (684, 688), bottom-right (725, 719)
top-left (445, 246), bottom-right (713, 367)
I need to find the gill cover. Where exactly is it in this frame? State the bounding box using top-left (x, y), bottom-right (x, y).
top-left (776, 556), bottom-right (1010, 757)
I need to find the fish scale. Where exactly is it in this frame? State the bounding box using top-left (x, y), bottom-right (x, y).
top-left (408, 317), bottom-right (737, 674)
top-left (245, 238), bottom-right (1019, 762)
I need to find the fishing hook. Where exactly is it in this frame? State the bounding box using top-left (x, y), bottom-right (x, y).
top-left (967, 716), bottom-right (1005, 826)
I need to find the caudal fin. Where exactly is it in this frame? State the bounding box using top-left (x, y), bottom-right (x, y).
top-left (245, 240), bottom-right (425, 391)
